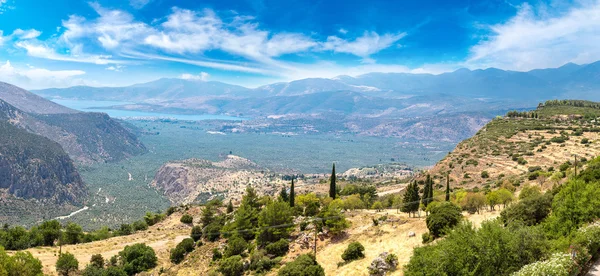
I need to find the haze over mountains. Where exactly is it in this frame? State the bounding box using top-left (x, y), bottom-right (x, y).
top-left (34, 61), bottom-right (600, 104)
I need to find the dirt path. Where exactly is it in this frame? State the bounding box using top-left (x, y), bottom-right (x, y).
top-left (587, 258), bottom-right (600, 276)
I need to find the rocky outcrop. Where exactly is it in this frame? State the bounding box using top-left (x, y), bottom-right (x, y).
top-left (0, 120), bottom-right (86, 204)
top-left (152, 156), bottom-right (276, 205)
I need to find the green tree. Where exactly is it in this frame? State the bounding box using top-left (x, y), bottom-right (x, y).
top-left (56, 253), bottom-right (78, 276)
top-left (39, 220), bottom-right (61, 246)
top-left (279, 185), bottom-right (289, 202)
top-left (401, 181), bottom-right (420, 217)
top-left (118, 243), bottom-right (157, 275)
top-left (445, 174), bottom-right (451, 202)
top-left (500, 193), bottom-right (552, 226)
top-left (226, 200), bottom-right (234, 214)
top-left (278, 254), bottom-right (325, 276)
top-left (265, 239), bottom-right (289, 257)
top-left (132, 220), bottom-right (148, 232)
top-left (224, 236), bottom-right (248, 257)
top-left (290, 178), bottom-right (295, 208)
top-left (201, 206), bottom-right (215, 227)
top-left (63, 222), bottom-right (83, 245)
top-left (519, 184), bottom-right (542, 200)
top-left (371, 201), bottom-right (384, 211)
top-left (426, 202), bottom-right (462, 237)
top-left (329, 163), bottom-right (337, 199)
top-left (496, 188), bottom-right (514, 208)
top-left (318, 200), bottom-right (350, 235)
top-left (1, 250), bottom-right (43, 276)
top-left (257, 201), bottom-right (294, 246)
top-left (180, 214), bottom-right (193, 224)
top-left (486, 191), bottom-right (501, 211)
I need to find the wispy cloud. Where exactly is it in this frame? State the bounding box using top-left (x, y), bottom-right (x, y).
top-left (15, 41), bottom-right (124, 65)
top-left (467, 1), bottom-right (600, 71)
top-left (0, 60), bottom-right (88, 89)
top-left (322, 31), bottom-right (406, 63)
top-left (130, 0), bottom-right (152, 9)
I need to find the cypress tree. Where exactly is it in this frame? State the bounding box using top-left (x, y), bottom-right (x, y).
top-left (428, 177), bottom-right (434, 202)
top-left (290, 178), bottom-right (295, 208)
top-left (279, 186), bottom-right (289, 202)
top-left (411, 181), bottom-right (421, 216)
top-left (422, 175), bottom-right (431, 208)
top-left (445, 174), bottom-right (450, 202)
top-left (329, 163), bottom-right (336, 199)
top-left (227, 200), bottom-right (234, 213)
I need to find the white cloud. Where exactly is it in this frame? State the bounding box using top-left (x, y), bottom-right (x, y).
top-left (0, 60), bottom-right (88, 89)
top-left (467, 1), bottom-right (600, 71)
top-left (322, 31), bottom-right (406, 61)
top-left (11, 29), bottom-right (42, 39)
top-left (106, 65), bottom-right (124, 72)
top-left (180, 72), bottom-right (209, 81)
top-left (130, 0), bottom-right (151, 9)
top-left (15, 41), bottom-right (123, 65)
top-left (338, 28), bottom-right (348, 34)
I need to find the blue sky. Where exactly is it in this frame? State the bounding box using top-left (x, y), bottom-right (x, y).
top-left (0, 0), bottom-right (599, 89)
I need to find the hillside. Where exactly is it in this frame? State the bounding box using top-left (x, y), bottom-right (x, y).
top-left (0, 81), bottom-right (147, 164)
top-left (428, 100), bottom-right (600, 190)
top-left (0, 100), bottom-right (86, 205)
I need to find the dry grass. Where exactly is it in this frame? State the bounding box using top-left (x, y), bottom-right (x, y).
top-left (23, 209), bottom-right (197, 275)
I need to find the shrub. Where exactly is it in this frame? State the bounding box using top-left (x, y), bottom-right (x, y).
top-left (481, 171), bottom-right (489, 179)
top-left (118, 224), bottom-right (133, 236)
top-left (118, 243), bottom-right (157, 275)
top-left (224, 236), bottom-right (248, 257)
top-left (422, 232), bottom-right (434, 244)
top-left (180, 214), bottom-right (193, 224)
top-left (212, 248), bottom-right (223, 261)
top-left (265, 239), bottom-right (289, 257)
top-left (278, 254), bottom-right (325, 276)
top-left (204, 222), bottom-right (222, 241)
top-left (170, 246), bottom-right (186, 264)
top-left (426, 202), bottom-right (462, 237)
top-left (2, 251), bottom-right (43, 276)
top-left (550, 136), bottom-right (568, 143)
top-left (218, 255), bottom-right (244, 276)
top-left (341, 242), bottom-right (365, 262)
top-left (90, 254), bottom-right (104, 268)
top-left (500, 193), bottom-right (552, 226)
top-left (582, 138), bottom-right (590, 144)
top-left (56, 253), bottom-right (78, 276)
top-left (190, 226), bottom-right (203, 242)
top-left (132, 220), bottom-right (148, 231)
top-left (512, 253), bottom-right (576, 276)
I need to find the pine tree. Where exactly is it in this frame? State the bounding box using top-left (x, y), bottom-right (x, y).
top-left (227, 200), bottom-right (234, 213)
top-left (329, 163), bottom-right (337, 199)
top-left (428, 176), bottom-right (434, 203)
top-left (401, 182), bottom-right (414, 217)
top-left (445, 174), bottom-right (450, 202)
top-left (290, 178), bottom-right (295, 208)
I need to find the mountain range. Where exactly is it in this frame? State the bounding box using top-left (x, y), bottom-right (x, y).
top-left (33, 61), bottom-right (600, 104)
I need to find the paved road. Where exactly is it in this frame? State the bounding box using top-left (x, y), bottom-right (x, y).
top-left (587, 258), bottom-right (600, 275)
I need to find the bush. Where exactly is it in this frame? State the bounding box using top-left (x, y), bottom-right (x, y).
top-left (90, 254), bottom-right (104, 268)
top-left (56, 253), bottom-right (79, 276)
top-left (180, 214), bottom-right (193, 224)
top-left (404, 221), bottom-right (549, 276)
top-left (422, 232), bottom-right (434, 244)
top-left (512, 253), bottom-right (576, 276)
top-left (481, 171), bottom-right (489, 179)
top-left (582, 138), bottom-right (590, 144)
top-left (118, 224), bottom-right (133, 236)
top-left (212, 248), bottom-right (223, 261)
top-left (278, 254), bottom-right (325, 276)
top-left (500, 193), bottom-right (552, 226)
top-left (2, 250), bottom-right (43, 276)
top-left (341, 242), bottom-right (365, 262)
top-left (132, 220), bottom-right (148, 231)
top-left (218, 255), bottom-right (244, 276)
top-left (170, 246), bottom-right (186, 264)
top-left (224, 236), bottom-right (248, 257)
top-left (204, 222), bottom-right (222, 242)
top-left (426, 202), bottom-right (462, 237)
top-left (118, 243), bottom-right (157, 275)
top-left (178, 238), bottom-right (195, 253)
top-left (190, 226), bottom-right (203, 242)
top-left (265, 239), bottom-right (289, 257)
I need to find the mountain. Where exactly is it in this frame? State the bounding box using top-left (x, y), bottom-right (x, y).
top-left (0, 82), bottom-right (147, 164)
top-left (0, 100), bottom-right (86, 204)
top-left (253, 78), bottom-right (377, 96)
top-left (35, 78), bottom-right (256, 101)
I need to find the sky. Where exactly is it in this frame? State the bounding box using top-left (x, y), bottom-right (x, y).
top-left (0, 0), bottom-right (600, 89)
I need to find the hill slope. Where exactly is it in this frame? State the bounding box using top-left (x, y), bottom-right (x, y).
top-left (0, 100), bottom-right (86, 204)
top-left (427, 100), bottom-right (600, 189)
top-left (0, 81), bottom-right (147, 164)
